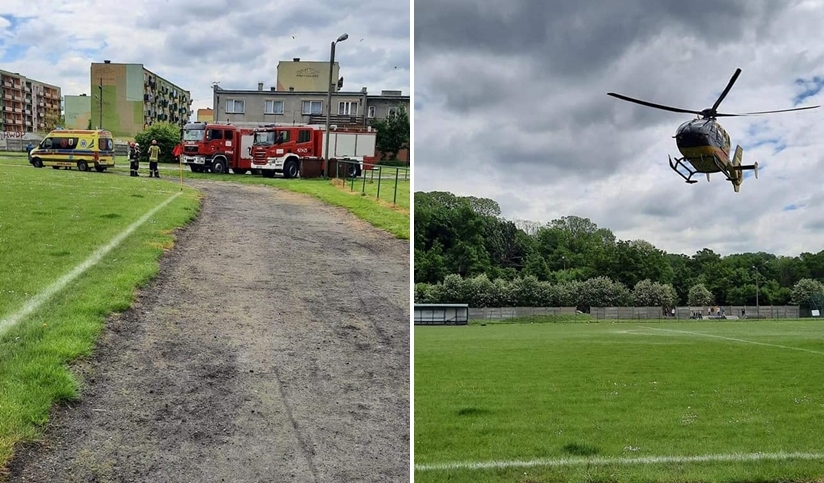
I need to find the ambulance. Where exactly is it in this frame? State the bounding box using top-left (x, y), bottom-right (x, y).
top-left (29, 129), bottom-right (116, 172)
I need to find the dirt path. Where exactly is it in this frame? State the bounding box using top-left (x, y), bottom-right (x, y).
top-left (4, 180), bottom-right (410, 482)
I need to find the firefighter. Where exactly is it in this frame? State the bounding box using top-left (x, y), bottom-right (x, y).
top-left (129, 142), bottom-right (141, 176)
top-left (148, 139), bottom-right (161, 178)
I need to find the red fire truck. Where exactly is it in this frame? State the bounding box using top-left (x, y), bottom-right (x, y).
top-left (250, 125), bottom-right (377, 178)
top-left (180, 122), bottom-right (255, 174)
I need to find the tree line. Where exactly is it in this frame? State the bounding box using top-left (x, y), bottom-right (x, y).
top-left (414, 191), bottom-right (824, 309)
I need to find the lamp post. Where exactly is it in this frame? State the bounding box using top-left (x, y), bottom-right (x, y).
top-left (98, 78), bottom-right (103, 129)
top-left (324, 33), bottom-right (348, 177)
top-left (752, 266), bottom-right (760, 318)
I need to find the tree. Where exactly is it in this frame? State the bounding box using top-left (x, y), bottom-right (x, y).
top-left (688, 283), bottom-right (714, 306)
top-left (42, 111), bottom-right (65, 133)
top-left (134, 121), bottom-right (181, 163)
top-left (370, 104), bottom-right (409, 161)
top-left (791, 278), bottom-right (824, 308)
top-left (632, 279), bottom-right (677, 307)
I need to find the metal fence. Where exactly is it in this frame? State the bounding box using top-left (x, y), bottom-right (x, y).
top-left (332, 159), bottom-right (410, 207)
top-left (464, 306), bottom-right (803, 320)
top-left (590, 305), bottom-right (800, 320)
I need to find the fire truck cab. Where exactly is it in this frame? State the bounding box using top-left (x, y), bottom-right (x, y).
top-left (251, 125), bottom-right (376, 178)
top-left (180, 122), bottom-right (254, 174)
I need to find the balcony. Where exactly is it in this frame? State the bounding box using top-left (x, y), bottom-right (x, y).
top-left (308, 114), bottom-right (365, 127)
top-left (2, 80), bottom-right (11, 88)
top-left (3, 94), bottom-right (12, 101)
top-left (3, 106), bottom-right (10, 112)
top-left (13, 108), bottom-right (21, 113)
top-left (25, 120), bottom-right (31, 126)
top-left (24, 109), bottom-right (30, 115)
top-left (14, 119), bottom-right (22, 125)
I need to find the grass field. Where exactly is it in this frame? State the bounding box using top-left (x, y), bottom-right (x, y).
top-left (335, 176), bottom-right (411, 210)
top-left (0, 163), bottom-right (200, 467)
top-left (0, 155), bottom-right (410, 239)
top-left (414, 317), bottom-right (824, 483)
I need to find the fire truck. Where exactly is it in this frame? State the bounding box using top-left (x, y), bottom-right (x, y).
top-left (250, 125), bottom-right (377, 178)
top-left (180, 122), bottom-right (255, 174)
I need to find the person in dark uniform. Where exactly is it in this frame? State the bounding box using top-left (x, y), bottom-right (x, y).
top-left (129, 142), bottom-right (141, 177)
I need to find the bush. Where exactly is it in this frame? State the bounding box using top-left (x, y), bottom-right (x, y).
top-left (134, 121), bottom-right (181, 163)
top-left (377, 159), bottom-right (408, 167)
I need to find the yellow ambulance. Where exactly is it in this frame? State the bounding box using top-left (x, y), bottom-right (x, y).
top-left (28, 129), bottom-right (116, 172)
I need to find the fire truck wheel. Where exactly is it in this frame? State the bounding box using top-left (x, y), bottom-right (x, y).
top-left (347, 164), bottom-right (359, 178)
top-left (233, 168), bottom-right (248, 175)
top-left (212, 159), bottom-right (227, 174)
top-left (283, 159), bottom-right (299, 179)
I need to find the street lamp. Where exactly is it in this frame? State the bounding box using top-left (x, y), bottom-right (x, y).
top-left (752, 265), bottom-right (760, 318)
top-left (324, 33), bottom-right (348, 177)
top-left (98, 78), bottom-right (103, 129)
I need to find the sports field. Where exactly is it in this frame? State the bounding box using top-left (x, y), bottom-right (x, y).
top-left (414, 317), bottom-right (824, 483)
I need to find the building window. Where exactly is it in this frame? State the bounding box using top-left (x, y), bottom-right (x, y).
top-left (338, 101), bottom-right (357, 116)
top-left (226, 99), bottom-right (245, 114)
top-left (367, 106), bottom-right (376, 118)
top-left (302, 100), bottom-right (323, 115)
top-left (264, 100), bottom-right (284, 115)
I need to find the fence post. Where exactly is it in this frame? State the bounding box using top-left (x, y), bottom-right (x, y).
top-left (393, 167), bottom-right (399, 205)
top-left (376, 166), bottom-right (382, 201)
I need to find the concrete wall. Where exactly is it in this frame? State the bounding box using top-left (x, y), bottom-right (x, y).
top-left (213, 89), bottom-right (366, 125)
top-left (64, 95), bottom-right (92, 129)
top-left (276, 61), bottom-right (340, 92)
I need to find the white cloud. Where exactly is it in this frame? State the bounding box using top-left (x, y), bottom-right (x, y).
top-left (0, 0), bottom-right (409, 111)
top-left (414, 0), bottom-right (824, 257)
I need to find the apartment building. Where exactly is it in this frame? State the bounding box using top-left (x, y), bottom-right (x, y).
top-left (212, 83), bottom-right (409, 129)
top-left (0, 69), bottom-right (61, 134)
top-left (89, 60), bottom-right (192, 138)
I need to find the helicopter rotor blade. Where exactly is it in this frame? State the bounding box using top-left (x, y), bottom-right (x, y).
top-left (710, 68), bottom-right (742, 113)
top-left (607, 93), bottom-right (701, 115)
top-left (714, 105), bottom-right (820, 117)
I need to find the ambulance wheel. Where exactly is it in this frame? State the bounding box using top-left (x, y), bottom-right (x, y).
top-left (52, 166), bottom-right (60, 170)
top-left (95, 166), bottom-right (106, 172)
top-left (77, 160), bottom-right (89, 172)
top-left (32, 158), bottom-right (43, 168)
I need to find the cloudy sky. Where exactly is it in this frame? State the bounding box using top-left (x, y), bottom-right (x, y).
top-left (414, 0), bottom-right (824, 258)
top-left (0, 0), bottom-right (409, 112)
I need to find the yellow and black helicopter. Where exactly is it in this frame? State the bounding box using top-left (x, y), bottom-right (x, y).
top-left (608, 68), bottom-right (819, 192)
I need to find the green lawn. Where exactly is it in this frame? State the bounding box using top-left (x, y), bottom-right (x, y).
top-left (414, 318), bottom-right (824, 482)
top-left (0, 164), bottom-right (200, 467)
top-left (338, 175), bottom-right (411, 211)
top-left (0, 157), bottom-right (409, 239)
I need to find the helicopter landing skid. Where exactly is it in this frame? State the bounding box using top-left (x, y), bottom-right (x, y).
top-left (668, 155), bottom-right (699, 184)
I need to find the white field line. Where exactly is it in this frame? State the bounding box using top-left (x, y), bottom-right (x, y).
top-left (414, 451), bottom-right (824, 472)
top-left (0, 192), bottom-right (182, 336)
top-left (638, 326), bottom-right (824, 355)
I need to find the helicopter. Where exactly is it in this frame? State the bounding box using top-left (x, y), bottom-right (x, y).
top-left (608, 68), bottom-right (820, 192)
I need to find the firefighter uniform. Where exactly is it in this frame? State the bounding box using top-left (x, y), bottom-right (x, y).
top-left (148, 140), bottom-right (161, 178)
top-left (129, 142), bottom-right (141, 176)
